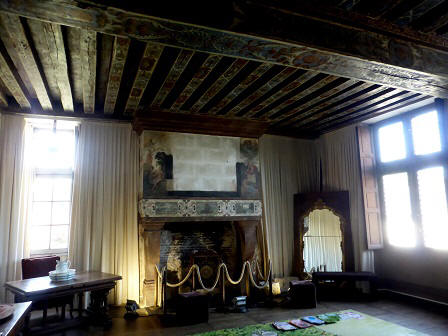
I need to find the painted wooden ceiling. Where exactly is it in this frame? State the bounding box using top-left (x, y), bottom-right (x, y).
top-left (0, 0), bottom-right (443, 137)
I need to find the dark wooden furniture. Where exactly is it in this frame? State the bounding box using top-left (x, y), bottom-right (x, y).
top-left (176, 292), bottom-right (208, 324)
top-left (5, 271), bottom-right (122, 333)
top-left (0, 302), bottom-right (32, 336)
top-left (312, 271), bottom-right (378, 300)
top-left (293, 191), bottom-right (355, 276)
top-left (21, 256), bottom-right (74, 322)
top-left (288, 280), bottom-right (316, 308)
top-left (21, 256), bottom-right (60, 279)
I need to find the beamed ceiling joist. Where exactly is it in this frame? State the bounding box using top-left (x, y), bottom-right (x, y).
top-left (1, 0), bottom-right (448, 97)
top-left (0, 0), bottom-right (444, 138)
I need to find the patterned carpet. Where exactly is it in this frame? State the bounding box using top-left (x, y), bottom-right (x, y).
top-left (191, 310), bottom-right (427, 336)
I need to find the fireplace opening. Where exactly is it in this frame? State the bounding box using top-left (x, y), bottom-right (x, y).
top-left (139, 219), bottom-right (263, 307)
top-left (160, 221), bottom-right (241, 303)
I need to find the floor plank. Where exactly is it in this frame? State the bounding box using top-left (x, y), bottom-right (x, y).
top-left (38, 297), bottom-right (448, 335)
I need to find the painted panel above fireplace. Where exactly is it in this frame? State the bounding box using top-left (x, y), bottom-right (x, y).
top-left (139, 199), bottom-right (262, 219)
top-left (141, 131), bottom-right (261, 199)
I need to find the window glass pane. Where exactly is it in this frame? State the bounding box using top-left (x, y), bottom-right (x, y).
top-left (50, 225), bottom-right (69, 249)
top-left (411, 111), bottom-right (441, 156)
top-left (52, 177), bottom-right (72, 201)
top-left (52, 202), bottom-right (70, 225)
top-left (31, 129), bottom-right (75, 170)
top-left (33, 177), bottom-right (53, 201)
top-left (30, 225), bottom-right (50, 251)
top-left (378, 122), bottom-right (406, 162)
top-left (417, 167), bottom-right (448, 250)
top-left (26, 119), bottom-right (75, 254)
top-left (31, 202), bottom-right (52, 226)
top-left (55, 131), bottom-right (75, 169)
top-left (56, 120), bottom-right (77, 130)
top-left (382, 172), bottom-right (416, 247)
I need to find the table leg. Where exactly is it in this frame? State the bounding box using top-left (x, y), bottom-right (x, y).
top-left (87, 289), bottom-right (112, 329)
top-left (78, 292), bottom-right (83, 318)
top-left (61, 304), bottom-right (66, 321)
top-left (23, 311), bottom-right (31, 336)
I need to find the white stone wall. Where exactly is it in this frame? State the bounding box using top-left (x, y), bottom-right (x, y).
top-left (143, 131), bottom-right (239, 192)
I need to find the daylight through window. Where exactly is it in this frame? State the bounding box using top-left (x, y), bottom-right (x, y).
top-left (376, 108), bottom-right (448, 250)
top-left (27, 119), bottom-right (77, 255)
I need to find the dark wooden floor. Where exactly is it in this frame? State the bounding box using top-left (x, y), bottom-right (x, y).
top-left (38, 296), bottom-right (448, 336)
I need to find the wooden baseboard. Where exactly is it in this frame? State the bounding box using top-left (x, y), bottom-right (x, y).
top-left (377, 278), bottom-right (448, 306)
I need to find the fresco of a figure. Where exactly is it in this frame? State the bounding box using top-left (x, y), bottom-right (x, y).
top-left (237, 138), bottom-right (260, 198)
top-left (141, 132), bottom-right (260, 199)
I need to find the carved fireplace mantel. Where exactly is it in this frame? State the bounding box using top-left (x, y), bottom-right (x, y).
top-left (139, 199), bottom-right (262, 220)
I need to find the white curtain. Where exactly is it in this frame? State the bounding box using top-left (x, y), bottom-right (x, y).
top-left (0, 115), bottom-right (32, 302)
top-left (319, 126), bottom-right (374, 272)
top-left (69, 121), bottom-right (140, 305)
top-left (303, 209), bottom-right (343, 272)
top-left (259, 135), bottom-right (319, 277)
top-left (260, 126), bottom-right (374, 277)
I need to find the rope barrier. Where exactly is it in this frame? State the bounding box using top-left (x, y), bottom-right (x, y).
top-left (155, 260), bottom-right (271, 292)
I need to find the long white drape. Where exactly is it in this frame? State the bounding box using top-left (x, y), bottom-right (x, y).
top-left (260, 126), bottom-right (374, 277)
top-left (0, 115), bottom-right (32, 302)
top-left (318, 126), bottom-right (375, 272)
top-left (69, 121), bottom-right (140, 305)
top-left (259, 135), bottom-right (319, 277)
top-left (303, 209), bottom-right (343, 272)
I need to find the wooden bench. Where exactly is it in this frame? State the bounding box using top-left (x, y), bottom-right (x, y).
top-left (312, 272), bottom-right (378, 300)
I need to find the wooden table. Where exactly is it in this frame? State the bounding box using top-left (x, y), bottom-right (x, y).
top-left (5, 272), bottom-right (121, 334)
top-left (0, 302), bottom-right (32, 336)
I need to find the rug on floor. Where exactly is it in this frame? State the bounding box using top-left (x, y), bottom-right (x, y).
top-left (190, 309), bottom-right (427, 336)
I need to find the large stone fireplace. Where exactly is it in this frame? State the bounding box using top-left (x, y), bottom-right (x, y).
top-left (137, 130), bottom-right (265, 307)
top-left (138, 199), bottom-right (263, 307)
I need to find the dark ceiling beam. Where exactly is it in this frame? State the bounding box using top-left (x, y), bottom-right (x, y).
top-left (41, 22), bottom-right (74, 112)
top-left (133, 109), bottom-right (270, 138)
top-left (226, 67), bottom-right (295, 117)
top-left (276, 82), bottom-right (373, 127)
top-left (0, 90), bottom-right (7, 106)
top-left (316, 94), bottom-right (433, 133)
top-left (96, 34), bottom-right (113, 112)
top-left (66, 27), bottom-right (83, 107)
top-left (264, 75), bottom-right (341, 120)
top-left (0, 13), bottom-right (52, 110)
top-left (80, 29), bottom-right (96, 114)
top-left (125, 43), bottom-right (164, 115)
top-left (0, 51), bottom-right (30, 108)
top-left (0, 105), bottom-right (133, 121)
top-left (152, 49), bottom-right (193, 108)
top-left (265, 126), bottom-right (318, 139)
top-left (190, 58), bottom-right (249, 113)
top-left (210, 62), bottom-right (273, 114)
top-left (312, 90), bottom-right (418, 130)
top-left (170, 54), bottom-right (221, 112)
top-left (267, 78), bottom-right (354, 123)
top-left (2, 1), bottom-right (448, 97)
top-left (1, 19), bottom-right (38, 100)
top-left (336, 0), bottom-right (360, 11)
top-left (296, 85), bottom-right (386, 127)
top-left (389, 0), bottom-right (444, 26)
top-left (303, 87), bottom-right (400, 129)
top-left (412, 2), bottom-right (448, 33)
top-left (104, 37), bottom-right (130, 114)
top-left (245, 71), bottom-right (317, 118)
top-left (26, 19), bottom-right (60, 102)
top-left (353, 0), bottom-right (405, 18)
